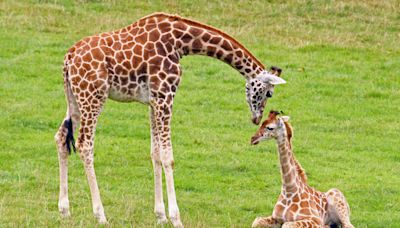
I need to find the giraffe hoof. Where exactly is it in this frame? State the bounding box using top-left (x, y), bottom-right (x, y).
top-left (58, 200), bottom-right (70, 218)
top-left (155, 210), bottom-right (168, 224)
top-left (59, 207), bottom-right (70, 218)
top-left (97, 216), bottom-right (108, 225)
top-left (156, 216), bottom-right (168, 225)
top-left (94, 212), bottom-right (107, 224)
top-left (170, 216), bottom-right (183, 228)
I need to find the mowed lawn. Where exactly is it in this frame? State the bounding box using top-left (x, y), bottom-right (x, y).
top-left (0, 0), bottom-right (399, 227)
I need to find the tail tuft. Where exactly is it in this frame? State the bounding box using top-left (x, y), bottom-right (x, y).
top-left (64, 117), bottom-right (76, 154)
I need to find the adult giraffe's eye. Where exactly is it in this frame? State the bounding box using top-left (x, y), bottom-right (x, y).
top-left (266, 127), bottom-right (274, 131)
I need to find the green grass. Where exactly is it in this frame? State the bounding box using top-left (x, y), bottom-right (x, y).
top-left (0, 0), bottom-right (399, 227)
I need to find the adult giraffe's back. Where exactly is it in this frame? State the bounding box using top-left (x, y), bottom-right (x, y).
top-left (55, 12), bottom-right (286, 227)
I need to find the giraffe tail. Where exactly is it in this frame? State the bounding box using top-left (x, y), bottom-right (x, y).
top-left (64, 117), bottom-right (76, 154)
top-left (63, 51), bottom-right (76, 155)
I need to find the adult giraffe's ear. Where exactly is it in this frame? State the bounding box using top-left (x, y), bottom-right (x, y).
top-left (258, 71), bottom-right (286, 85)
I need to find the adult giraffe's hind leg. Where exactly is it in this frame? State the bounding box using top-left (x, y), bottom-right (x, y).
top-left (55, 77), bottom-right (80, 217)
top-left (326, 189), bottom-right (354, 228)
top-left (149, 106), bottom-right (168, 224)
top-left (55, 115), bottom-right (78, 217)
top-left (71, 71), bottom-right (109, 224)
top-left (76, 98), bottom-right (108, 223)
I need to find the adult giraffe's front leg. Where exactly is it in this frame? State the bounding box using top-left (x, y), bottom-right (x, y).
top-left (151, 96), bottom-right (183, 228)
top-left (149, 106), bottom-right (168, 224)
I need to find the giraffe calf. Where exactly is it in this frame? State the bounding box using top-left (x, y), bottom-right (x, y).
top-left (250, 111), bottom-right (354, 228)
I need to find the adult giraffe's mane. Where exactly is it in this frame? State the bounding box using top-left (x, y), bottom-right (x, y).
top-left (137, 12), bottom-right (265, 69)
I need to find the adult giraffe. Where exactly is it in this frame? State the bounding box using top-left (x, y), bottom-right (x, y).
top-left (55, 12), bottom-right (286, 227)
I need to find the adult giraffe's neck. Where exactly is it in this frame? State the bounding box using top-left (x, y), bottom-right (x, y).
top-left (169, 17), bottom-right (265, 78)
top-left (276, 129), bottom-right (300, 193)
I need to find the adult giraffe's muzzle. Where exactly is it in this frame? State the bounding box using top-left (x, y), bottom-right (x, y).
top-left (252, 115), bottom-right (262, 125)
top-left (252, 100), bottom-right (267, 125)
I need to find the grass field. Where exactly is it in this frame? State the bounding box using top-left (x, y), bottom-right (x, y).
top-left (1, 0), bottom-right (399, 227)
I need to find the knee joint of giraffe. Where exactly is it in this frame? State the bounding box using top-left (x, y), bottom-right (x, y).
top-left (77, 147), bottom-right (93, 162)
top-left (55, 127), bottom-right (70, 156)
top-left (55, 123), bottom-right (68, 141)
top-left (54, 131), bottom-right (62, 143)
top-left (55, 135), bottom-right (69, 158)
top-left (162, 159), bottom-right (174, 169)
top-left (76, 140), bottom-right (88, 151)
top-left (151, 151), bottom-right (162, 163)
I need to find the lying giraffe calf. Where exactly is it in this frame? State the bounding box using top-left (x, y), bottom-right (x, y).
top-left (250, 111), bottom-right (354, 228)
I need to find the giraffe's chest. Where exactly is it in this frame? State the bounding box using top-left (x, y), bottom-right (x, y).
top-left (108, 74), bottom-right (150, 104)
top-left (272, 189), bottom-right (328, 223)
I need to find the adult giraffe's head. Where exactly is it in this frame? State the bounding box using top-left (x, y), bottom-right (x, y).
top-left (246, 67), bottom-right (286, 125)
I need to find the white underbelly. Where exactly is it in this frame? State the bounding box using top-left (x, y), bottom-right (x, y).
top-left (108, 84), bottom-right (150, 104)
